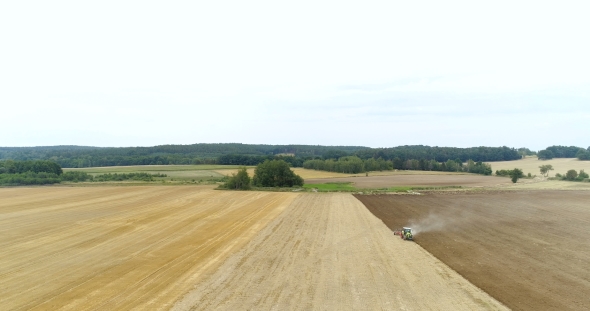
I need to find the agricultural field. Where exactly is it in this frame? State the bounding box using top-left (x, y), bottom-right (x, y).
top-left (65, 165), bottom-right (242, 183)
top-left (215, 167), bottom-right (360, 179)
top-left (487, 157), bottom-right (590, 177)
top-left (3, 172), bottom-right (589, 310)
top-left (67, 165), bottom-right (364, 184)
top-left (0, 186), bottom-right (510, 310)
top-left (356, 191), bottom-right (590, 311)
top-left (305, 173), bottom-right (513, 189)
top-left (0, 186), bottom-right (297, 310)
top-left (173, 193), bottom-right (507, 310)
top-left (216, 167), bottom-right (472, 180)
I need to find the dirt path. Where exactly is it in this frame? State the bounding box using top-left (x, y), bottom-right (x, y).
top-left (356, 191), bottom-right (590, 311)
top-left (0, 186), bottom-right (298, 311)
top-left (174, 193), bottom-right (508, 311)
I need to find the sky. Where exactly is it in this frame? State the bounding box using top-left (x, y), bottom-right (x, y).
top-left (1, 1), bottom-right (589, 151)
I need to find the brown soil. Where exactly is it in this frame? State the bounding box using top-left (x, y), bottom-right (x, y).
top-left (307, 174), bottom-right (513, 188)
top-left (0, 186), bottom-right (298, 311)
top-left (355, 191), bottom-right (590, 311)
top-left (174, 193), bottom-right (508, 311)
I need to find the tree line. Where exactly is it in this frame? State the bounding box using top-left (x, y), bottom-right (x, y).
top-left (0, 144), bottom-right (522, 168)
top-left (216, 154), bottom-right (307, 167)
top-left (0, 160), bottom-right (167, 185)
top-left (537, 145), bottom-right (590, 160)
top-left (303, 156), bottom-right (492, 175)
top-left (354, 145), bottom-right (521, 162)
top-left (0, 160), bottom-right (62, 175)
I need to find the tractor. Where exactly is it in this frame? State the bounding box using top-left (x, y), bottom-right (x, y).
top-left (394, 227), bottom-right (413, 241)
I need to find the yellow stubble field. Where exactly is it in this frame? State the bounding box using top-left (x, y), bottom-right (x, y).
top-left (0, 186), bottom-right (297, 311)
top-left (488, 157), bottom-right (590, 177)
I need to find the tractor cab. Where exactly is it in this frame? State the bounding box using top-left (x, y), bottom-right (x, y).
top-left (402, 227), bottom-right (413, 240)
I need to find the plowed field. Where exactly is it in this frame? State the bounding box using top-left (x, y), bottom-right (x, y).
top-left (0, 186), bottom-right (297, 310)
top-left (174, 193), bottom-right (508, 311)
top-left (356, 191), bottom-right (590, 311)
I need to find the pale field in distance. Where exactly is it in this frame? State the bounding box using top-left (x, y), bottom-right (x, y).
top-left (65, 165), bottom-right (246, 181)
top-left (487, 157), bottom-right (590, 177)
top-left (214, 167), bottom-right (356, 179)
top-left (216, 167), bottom-right (470, 180)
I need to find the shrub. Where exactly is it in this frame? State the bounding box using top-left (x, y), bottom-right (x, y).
top-left (510, 168), bottom-right (523, 183)
top-left (221, 167), bottom-right (251, 190)
top-left (565, 170), bottom-right (578, 181)
top-left (60, 171), bottom-right (93, 182)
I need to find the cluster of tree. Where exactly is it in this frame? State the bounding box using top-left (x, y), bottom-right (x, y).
top-left (303, 156), bottom-right (387, 174)
top-left (220, 160), bottom-right (303, 190)
top-left (354, 146), bottom-right (521, 162)
top-left (252, 160), bottom-right (303, 187)
top-left (495, 168), bottom-right (524, 183)
top-left (217, 154), bottom-right (307, 167)
top-left (555, 170), bottom-right (589, 182)
top-left (576, 149), bottom-right (590, 160)
top-left (303, 156), bottom-right (492, 175)
top-left (220, 168), bottom-right (252, 190)
top-left (0, 160), bottom-right (62, 175)
top-left (537, 145), bottom-right (590, 160)
top-left (0, 160), bottom-right (64, 185)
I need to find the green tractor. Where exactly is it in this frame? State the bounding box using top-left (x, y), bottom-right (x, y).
top-left (402, 227), bottom-right (413, 240)
top-left (394, 227), bottom-right (414, 241)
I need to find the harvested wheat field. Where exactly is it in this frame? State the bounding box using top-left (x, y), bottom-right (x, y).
top-left (356, 191), bottom-right (590, 311)
top-left (0, 186), bottom-right (297, 311)
top-left (306, 174), bottom-right (513, 188)
top-left (488, 157), bottom-right (590, 178)
top-left (174, 193), bottom-right (508, 311)
top-left (0, 187), bottom-right (510, 310)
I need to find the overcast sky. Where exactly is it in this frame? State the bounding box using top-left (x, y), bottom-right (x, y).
top-left (1, 1), bottom-right (588, 151)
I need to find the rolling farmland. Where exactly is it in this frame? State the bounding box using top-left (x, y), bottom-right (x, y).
top-left (2, 178), bottom-right (589, 310)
